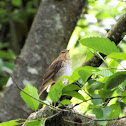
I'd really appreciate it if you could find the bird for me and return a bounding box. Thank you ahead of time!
[38,49,72,97]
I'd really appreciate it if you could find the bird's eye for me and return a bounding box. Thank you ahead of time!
[61,51,65,54]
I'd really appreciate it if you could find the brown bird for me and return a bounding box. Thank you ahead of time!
[39,49,72,97]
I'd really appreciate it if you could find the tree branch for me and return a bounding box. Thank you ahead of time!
[82,12,126,67]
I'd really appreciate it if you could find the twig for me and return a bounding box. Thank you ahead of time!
[11,75,69,112]
[64,118,92,125]
[94,116,126,121]
[71,95,126,109]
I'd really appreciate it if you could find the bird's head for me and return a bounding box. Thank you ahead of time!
[59,49,70,60]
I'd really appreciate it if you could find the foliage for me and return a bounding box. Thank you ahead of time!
[0,43,15,90]
[1,0,126,126]
[0,0,40,90]
[20,84,40,111]
[2,36,126,126]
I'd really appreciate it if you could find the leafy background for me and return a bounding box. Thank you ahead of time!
[1,0,126,125]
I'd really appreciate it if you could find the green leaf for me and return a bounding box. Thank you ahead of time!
[108,59,119,73]
[86,80,103,94]
[78,69,92,83]
[99,89,114,98]
[58,99,71,107]
[11,0,22,7]
[4,61,15,70]
[108,52,126,60]
[96,70,113,77]
[0,50,15,60]
[25,119,46,126]
[20,84,39,111]
[85,48,94,62]
[62,84,81,93]
[105,71,126,89]
[93,108,103,119]
[80,37,119,55]
[0,119,23,126]
[121,91,126,104]
[0,42,9,49]
[93,107,113,125]
[109,103,121,118]
[48,81,65,102]
[67,66,98,84]
[78,66,98,84]
[63,91,85,101]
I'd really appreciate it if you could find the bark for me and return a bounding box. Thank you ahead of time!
[23,106,126,126]
[0,0,86,122]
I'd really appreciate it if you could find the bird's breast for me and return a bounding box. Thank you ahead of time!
[53,60,72,85]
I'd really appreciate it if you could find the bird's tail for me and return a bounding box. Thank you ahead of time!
[38,84,47,97]
[38,79,55,97]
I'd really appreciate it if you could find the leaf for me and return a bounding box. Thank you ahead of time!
[78,66,98,84]
[99,89,114,98]
[20,84,39,111]
[58,99,71,107]
[11,0,22,7]
[63,91,85,101]
[108,59,119,73]
[109,103,121,118]
[48,81,65,102]
[0,42,9,49]
[105,71,126,89]
[93,107,113,125]
[78,69,92,83]
[85,48,94,62]
[86,80,103,94]
[62,84,81,93]
[0,50,15,60]
[96,70,113,77]
[93,108,103,119]
[80,37,119,55]
[121,91,126,104]
[0,119,23,126]
[108,52,126,60]
[67,66,98,84]
[25,119,46,126]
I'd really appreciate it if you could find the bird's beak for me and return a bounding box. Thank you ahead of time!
[67,49,70,52]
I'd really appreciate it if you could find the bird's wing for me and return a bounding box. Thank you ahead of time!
[42,59,63,84]
[38,59,63,95]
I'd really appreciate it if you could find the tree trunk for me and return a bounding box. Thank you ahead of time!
[0,0,86,122]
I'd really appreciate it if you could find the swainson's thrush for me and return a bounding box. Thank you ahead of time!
[39,49,72,96]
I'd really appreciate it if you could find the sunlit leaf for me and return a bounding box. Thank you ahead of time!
[80,37,119,55]
[96,70,113,77]
[108,52,126,60]
[85,48,94,62]
[108,59,119,73]
[20,84,39,111]
[25,119,46,126]
[0,119,23,126]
